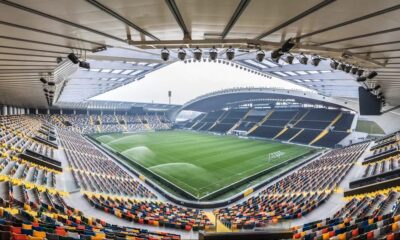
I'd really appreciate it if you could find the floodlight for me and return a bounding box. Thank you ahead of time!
[255,50,265,62]
[193,47,202,61]
[67,53,79,64]
[161,47,170,61]
[226,46,235,61]
[177,48,186,61]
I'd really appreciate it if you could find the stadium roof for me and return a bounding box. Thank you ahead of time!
[178,87,358,113]
[0,0,399,110]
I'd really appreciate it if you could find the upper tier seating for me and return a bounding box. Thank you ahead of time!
[43,113,172,134]
[186,108,354,147]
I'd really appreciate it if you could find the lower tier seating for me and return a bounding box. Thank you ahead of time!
[214,142,368,230]
[85,193,213,232]
[293,190,400,240]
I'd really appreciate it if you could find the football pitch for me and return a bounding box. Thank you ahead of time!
[94,131,312,198]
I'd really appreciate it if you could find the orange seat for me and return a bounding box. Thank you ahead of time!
[11,226,21,234]
[27,236,43,240]
[13,234,28,240]
[22,224,31,230]
[33,230,46,238]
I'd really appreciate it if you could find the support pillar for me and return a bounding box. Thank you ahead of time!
[2,105,7,116]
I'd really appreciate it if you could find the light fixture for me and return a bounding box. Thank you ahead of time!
[330,60,339,69]
[356,76,367,82]
[193,47,202,61]
[357,69,364,77]
[351,67,358,75]
[271,49,283,63]
[311,55,321,66]
[281,38,295,53]
[79,61,90,69]
[177,48,186,61]
[40,77,47,84]
[161,47,170,61]
[299,53,308,65]
[56,57,63,64]
[357,71,377,82]
[338,63,346,71]
[367,71,378,79]
[67,53,79,64]
[374,85,381,91]
[209,47,218,61]
[226,46,235,61]
[286,55,294,64]
[344,65,352,73]
[255,49,265,62]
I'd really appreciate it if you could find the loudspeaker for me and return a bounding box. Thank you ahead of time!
[359,87,381,115]
[67,53,79,64]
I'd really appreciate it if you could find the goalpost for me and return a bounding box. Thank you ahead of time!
[267,151,285,161]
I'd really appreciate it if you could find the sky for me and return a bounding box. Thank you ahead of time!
[91,60,309,105]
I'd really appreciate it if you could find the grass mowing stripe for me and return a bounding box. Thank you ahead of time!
[96,131,312,198]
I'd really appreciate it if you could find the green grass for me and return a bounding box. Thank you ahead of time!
[356,120,385,135]
[95,131,312,198]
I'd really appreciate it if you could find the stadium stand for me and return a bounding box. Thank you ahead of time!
[214,142,369,230]
[186,108,354,148]
[0,115,182,239]
[59,130,157,199]
[43,113,172,134]
[1,1,400,239]
[84,193,213,232]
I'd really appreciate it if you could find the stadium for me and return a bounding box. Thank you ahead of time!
[1,1,400,239]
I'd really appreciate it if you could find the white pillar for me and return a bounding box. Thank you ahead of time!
[35,109,38,114]
[60,109,63,114]
[47,109,50,115]
[2,105,7,116]
[73,109,76,114]
[27,108,30,114]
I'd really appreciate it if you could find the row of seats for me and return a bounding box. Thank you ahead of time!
[42,114,172,134]
[214,142,368,230]
[0,116,55,160]
[293,190,400,240]
[0,115,183,239]
[363,156,400,178]
[59,129,156,199]
[185,108,354,148]
[85,193,212,232]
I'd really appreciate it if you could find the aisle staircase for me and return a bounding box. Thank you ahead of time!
[246,110,274,135]
[207,111,229,131]
[273,127,288,139]
[204,212,232,233]
[309,112,343,145]
[141,115,151,130]
[227,109,252,134]
[190,113,207,130]
[115,115,127,131]
[292,109,310,127]
[288,128,304,142]
[96,115,102,132]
